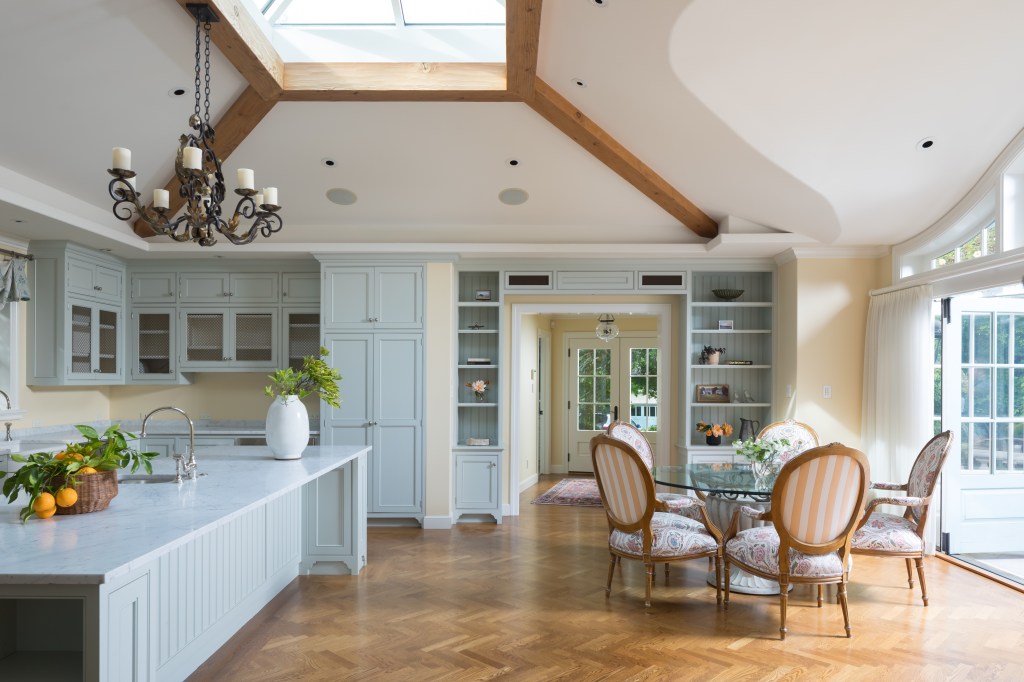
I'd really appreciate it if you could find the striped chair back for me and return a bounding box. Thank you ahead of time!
[757,419,820,464]
[772,443,869,550]
[906,431,953,524]
[591,434,654,529]
[606,420,654,470]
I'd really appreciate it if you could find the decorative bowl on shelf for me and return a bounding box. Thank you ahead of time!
[711,288,744,301]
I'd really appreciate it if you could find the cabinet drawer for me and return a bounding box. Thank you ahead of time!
[179,273,229,302]
[282,272,320,303]
[555,270,634,290]
[67,257,124,303]
[231,273,279,304]
[131,272,177,302]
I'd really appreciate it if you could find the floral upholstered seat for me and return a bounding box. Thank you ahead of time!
[851,431,953,605]
[591,434,723,608]
[606,420,703,522]
[722,444,870,640]
[756,419,819,464]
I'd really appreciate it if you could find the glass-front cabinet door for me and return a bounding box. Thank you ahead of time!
[130,308,176,382]
[67,302,121,382]
[180,308,277,370]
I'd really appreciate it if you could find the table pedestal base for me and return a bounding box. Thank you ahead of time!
[706,567,792,595]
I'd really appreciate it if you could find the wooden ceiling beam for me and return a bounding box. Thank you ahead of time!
[526,78,718,239]
[132,86,276,238]
[280,62,514,102]
[174,0,284,101]
[505,0,542,100]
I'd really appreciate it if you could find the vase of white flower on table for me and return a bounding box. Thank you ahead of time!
[734,436,791,488]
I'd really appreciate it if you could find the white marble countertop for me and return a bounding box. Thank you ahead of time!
[0,445,368,585]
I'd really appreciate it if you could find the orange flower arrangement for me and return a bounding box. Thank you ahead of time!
[695,421,733,438]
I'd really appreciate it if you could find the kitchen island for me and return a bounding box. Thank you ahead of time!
[0,445,369,682]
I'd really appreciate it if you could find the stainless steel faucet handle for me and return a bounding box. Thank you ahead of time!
[172,454,184,483]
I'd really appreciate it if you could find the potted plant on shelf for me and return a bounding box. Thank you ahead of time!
[695,421,732,446]
[1,424,158,522]
[699,345,726,365]
[265,346,342,460]
[734,436,791,487]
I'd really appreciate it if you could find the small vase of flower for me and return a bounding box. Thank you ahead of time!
[466,379,490,402]
[696,421,732,446]
[734,436,791,488]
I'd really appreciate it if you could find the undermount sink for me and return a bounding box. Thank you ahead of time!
[118,474,179,484]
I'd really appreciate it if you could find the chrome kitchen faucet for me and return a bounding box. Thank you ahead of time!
[140,406,197,482]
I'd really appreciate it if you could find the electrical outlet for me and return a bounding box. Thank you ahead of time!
[823,385,832,399]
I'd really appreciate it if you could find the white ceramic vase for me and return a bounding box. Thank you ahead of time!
[266,395,309,460]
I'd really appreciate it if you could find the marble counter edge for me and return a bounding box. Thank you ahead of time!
[0,445,369,586]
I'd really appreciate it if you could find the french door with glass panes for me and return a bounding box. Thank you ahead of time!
[566,334,659,473]
[941,294,1024,552]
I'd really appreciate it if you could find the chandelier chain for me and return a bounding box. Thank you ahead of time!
[193,17,202,118]
[203,22,212,124]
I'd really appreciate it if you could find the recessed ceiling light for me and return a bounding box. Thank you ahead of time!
[571,78,587,88]
[498,188,529,206]
[12,219,24,223]
[917,137,935,150]
[506,158,520,167]
[167,87,187,97]
[327,188,358,205]
[321,158,337,167]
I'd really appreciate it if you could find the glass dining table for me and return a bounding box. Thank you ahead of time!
[652,462,788,595]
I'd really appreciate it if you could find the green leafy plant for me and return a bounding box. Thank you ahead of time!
[265,346,342,408]
[699,345,726,364]
[733,437,791,464]
[1,424,158,522]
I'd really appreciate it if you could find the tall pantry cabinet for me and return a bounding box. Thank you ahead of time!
[318,261,424,522]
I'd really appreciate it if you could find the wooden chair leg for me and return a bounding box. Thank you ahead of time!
[838,581,852,638]
[645,563,654,607]
[714,553,723,604]
[915,557,929,606]
[723,556,732,608]
[665,563,670,581]
[605,553,616,595]
[905,558,916,589]
[817,584,824,607]
[778,577,789,640]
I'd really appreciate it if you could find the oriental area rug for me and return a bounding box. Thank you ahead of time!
[531,478,603,508]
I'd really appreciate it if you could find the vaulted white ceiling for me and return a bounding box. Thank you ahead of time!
[1,0,1022,260]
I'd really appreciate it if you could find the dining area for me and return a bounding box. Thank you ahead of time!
[595,419,955,640]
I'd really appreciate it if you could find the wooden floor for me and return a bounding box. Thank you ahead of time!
[191,476,1024,681]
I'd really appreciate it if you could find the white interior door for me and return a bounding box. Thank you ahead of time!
[942,294,1024,553]
[565,334,659,473]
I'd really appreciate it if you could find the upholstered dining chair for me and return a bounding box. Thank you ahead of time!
[723,443,870,640]
[590,434,723,608]
[606,420,703,522]
[757,419,820,464]
[850,430,953,606]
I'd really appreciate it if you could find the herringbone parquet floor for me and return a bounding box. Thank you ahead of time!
[190,476,1024,681]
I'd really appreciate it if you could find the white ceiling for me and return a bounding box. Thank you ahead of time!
[1,0,1022,260]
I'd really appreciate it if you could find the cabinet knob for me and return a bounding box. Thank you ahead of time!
[93,285,102,291]
[93,369,101,373]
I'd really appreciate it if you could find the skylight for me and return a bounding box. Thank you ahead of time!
[253,0,506,63]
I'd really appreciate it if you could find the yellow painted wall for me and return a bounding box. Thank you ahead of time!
[791,258,889,448]
[108,374,277,424]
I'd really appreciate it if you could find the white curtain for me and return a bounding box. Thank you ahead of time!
[861,285,934,486]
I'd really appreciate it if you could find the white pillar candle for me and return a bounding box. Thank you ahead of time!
[254,192,264,207]
[125,176,136,190]
[112,147,131,171]
[182,146,202,170]
[263,187,278,206]
[237,168,254,190]
[153,189,169,209]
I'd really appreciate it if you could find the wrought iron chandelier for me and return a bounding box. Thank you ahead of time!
[107,4,282,246]
[596,314,620,342]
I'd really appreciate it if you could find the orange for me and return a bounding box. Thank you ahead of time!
[53,452,67,460]
[70,453,84,461]
[78,466,98,474]
[55,487,78,508]
[35,506,57,519]
[32,492,56,513]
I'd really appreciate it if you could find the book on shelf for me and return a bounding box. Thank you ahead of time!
[466,437,490,446]
[726,360,753,365]
[466,358,492,365]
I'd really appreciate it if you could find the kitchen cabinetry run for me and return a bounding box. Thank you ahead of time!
[321,333,423,518]
[178,272,279,304]
[453,270,502,523]
[179,307,277,370]
[687,270,774,464]
[322,266,423,330]
[28,241,125,385]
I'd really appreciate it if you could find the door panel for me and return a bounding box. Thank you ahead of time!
[323,335,372,428]
[943,295,1024,552]
[374,425,421,512]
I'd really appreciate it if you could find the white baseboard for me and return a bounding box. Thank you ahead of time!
[422,515,453,530]
[519,473,539,492]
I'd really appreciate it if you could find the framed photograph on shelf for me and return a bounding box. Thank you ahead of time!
[695,383,730,403]
[475,289,492,301]
[718,320,734,330]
